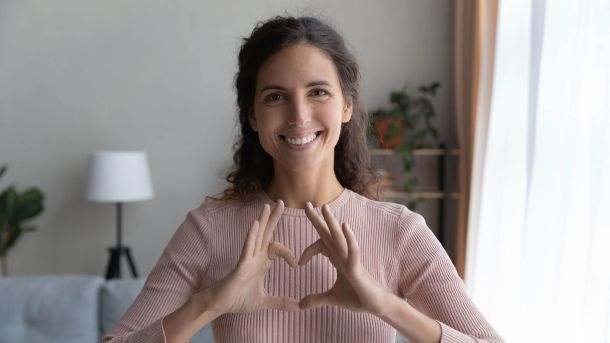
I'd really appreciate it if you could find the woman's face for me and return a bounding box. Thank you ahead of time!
[249,43,352,173]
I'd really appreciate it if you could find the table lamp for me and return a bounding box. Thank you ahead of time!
[85,150,153,279]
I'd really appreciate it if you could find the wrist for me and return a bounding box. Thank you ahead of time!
[377,291,400,320]
[163,289,222,343]
[377,293,442,343]
[192,287,224,321]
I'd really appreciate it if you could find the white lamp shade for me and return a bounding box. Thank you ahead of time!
[85,150,154,203]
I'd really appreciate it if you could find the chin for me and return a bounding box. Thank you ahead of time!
[276,157,325,173]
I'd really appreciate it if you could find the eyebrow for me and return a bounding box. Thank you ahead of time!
[260,80,331,92]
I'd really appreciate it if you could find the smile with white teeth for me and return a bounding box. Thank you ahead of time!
[282,132,320,145]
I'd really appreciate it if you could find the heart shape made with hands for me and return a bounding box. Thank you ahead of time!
[252,199,389,316]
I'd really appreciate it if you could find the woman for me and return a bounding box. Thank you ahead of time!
[102,16,504,343]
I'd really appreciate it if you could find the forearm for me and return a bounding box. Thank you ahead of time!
[377,293,441,343]
[163,290,222,343]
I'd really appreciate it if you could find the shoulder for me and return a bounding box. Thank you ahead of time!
[184,193,258,227]
[346,190,427,231]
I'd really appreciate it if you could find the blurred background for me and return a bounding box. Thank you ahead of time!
[1,1,608,342]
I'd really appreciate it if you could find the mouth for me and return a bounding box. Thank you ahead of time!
[279,131,323,146]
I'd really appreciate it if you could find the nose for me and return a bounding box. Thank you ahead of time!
[287,95,311,126]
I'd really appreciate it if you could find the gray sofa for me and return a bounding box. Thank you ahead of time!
[0,275,410,343]
[0,275,214,343]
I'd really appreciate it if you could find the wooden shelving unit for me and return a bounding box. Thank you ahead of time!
[370,148,461,157]
[380,190,459,200]
[369,145,461,262]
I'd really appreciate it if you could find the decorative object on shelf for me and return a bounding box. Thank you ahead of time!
[85,151,153,280]
[369,82,442,209]
[0,164,45,277]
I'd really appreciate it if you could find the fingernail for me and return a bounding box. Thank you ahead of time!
[306,201,312,209]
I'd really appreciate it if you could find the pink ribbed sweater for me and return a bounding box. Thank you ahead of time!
[101,188,503,343]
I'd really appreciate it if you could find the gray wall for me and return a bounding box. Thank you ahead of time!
[0,0,454,276]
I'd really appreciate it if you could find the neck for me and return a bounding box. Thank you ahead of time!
[264,168,344,209]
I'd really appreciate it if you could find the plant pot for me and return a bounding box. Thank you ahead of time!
[374,117,406,149]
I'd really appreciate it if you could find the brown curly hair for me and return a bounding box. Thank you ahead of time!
[211,16,380,203]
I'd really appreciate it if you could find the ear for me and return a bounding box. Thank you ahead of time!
[248,109,258,132]
[341,99,353,123]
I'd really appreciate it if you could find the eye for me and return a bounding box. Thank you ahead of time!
[264,93,284,102]
[311,89,329,97]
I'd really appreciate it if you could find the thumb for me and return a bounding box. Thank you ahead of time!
[299,291,334,310]
[268,241,298,268]
[298,239,330,266]
[265,295,300,312]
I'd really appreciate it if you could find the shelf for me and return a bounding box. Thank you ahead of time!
[368,144,459,265]
[370,148,461,156]
[380,190,459,200]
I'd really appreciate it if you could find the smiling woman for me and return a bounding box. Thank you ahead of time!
[101,16,504,343]
[249,43,353,187]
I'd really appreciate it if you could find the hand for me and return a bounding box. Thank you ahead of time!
[201,200,300,315]
[298,202,391,316]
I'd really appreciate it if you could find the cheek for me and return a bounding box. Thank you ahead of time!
[253,115,282,152]
[320,105,345,132]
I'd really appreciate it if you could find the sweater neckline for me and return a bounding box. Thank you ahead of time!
[257,187,351,217]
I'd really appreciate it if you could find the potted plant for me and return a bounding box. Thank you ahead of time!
[369,82,441,209]
[0,164,45,277]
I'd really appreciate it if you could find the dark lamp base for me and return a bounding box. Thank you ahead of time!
[105,246,139,279]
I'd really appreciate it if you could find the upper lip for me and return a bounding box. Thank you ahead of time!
[280,130,322,139]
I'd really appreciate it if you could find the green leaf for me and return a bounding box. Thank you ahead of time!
[6,225,22,251]
[14,188,44,222]
[385,122,401,139]
[407,200,418,211]
[404,183,414,193]
[2,188,17,223]
[370,81,442,163]
[408,176,418,187]
[390,92,401,104]
[430,82,441,95]
[403,176,418,193]
[0,188,9,215]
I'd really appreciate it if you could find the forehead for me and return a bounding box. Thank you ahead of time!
[256,43,341,88]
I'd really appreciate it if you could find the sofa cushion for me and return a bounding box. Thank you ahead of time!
[0,274,103,343]
[100,278,215,343]
[100,278,145,334]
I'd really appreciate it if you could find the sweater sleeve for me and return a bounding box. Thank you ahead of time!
[100,202,212,343]
[395,206,504,343]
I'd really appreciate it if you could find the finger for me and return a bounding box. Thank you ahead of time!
[298,239,330,266]
[342,222,361,267]
[254,204,270,252]
[265,295,300,312]
[261,200,284,248]
[304,202,333,246]
[268,241,298,268]
[299,291,335,310]
[321,205,348,259]
[241,220,260,260]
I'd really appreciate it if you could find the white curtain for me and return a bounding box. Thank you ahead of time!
[465,1,610,342]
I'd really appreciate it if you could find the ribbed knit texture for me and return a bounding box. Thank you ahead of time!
[101,188,503,343]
